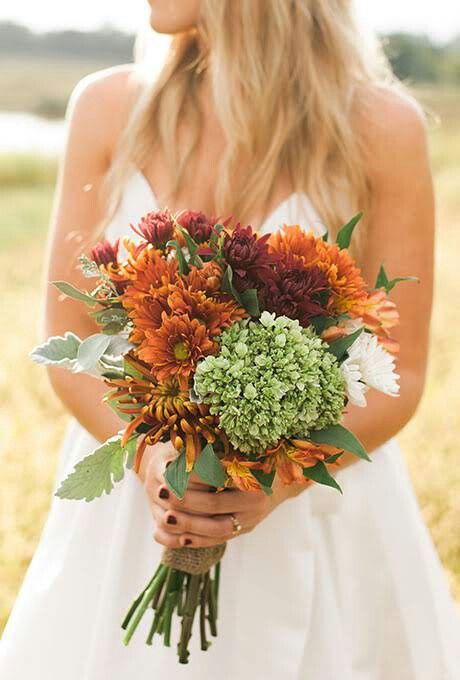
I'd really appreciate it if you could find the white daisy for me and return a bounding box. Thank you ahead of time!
[342,332,400,402]
[340,359,368,407]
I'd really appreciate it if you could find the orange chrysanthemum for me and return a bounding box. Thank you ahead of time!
[262,439,342,486]
[138,312,216,388]
[269,225,367,314]
[268,224,319,264]
[222,456,263,492]
[106,358,225,471]
[184,261,224,296]
[167,282,247,337]
[121,240,178,304]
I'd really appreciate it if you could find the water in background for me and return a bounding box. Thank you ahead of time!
[0,112,65,155]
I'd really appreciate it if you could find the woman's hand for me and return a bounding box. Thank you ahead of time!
[138,443,299,549]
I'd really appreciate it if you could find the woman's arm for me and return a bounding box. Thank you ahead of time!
[339,87,434,467]
[43,65,137,442]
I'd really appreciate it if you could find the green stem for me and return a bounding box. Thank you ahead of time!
[200,573,211,651]
[121,566,160,630]
[123,565,168,646]
[213,561,221,619]
[178,574,202,664]
[207,576,218,637]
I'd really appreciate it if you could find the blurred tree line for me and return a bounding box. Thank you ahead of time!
[0,21,459,87]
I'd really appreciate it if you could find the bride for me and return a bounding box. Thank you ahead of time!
[1,1,460,678]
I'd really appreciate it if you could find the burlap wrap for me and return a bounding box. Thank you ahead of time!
[161,542,227,575]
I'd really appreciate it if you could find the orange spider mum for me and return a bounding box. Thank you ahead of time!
[106,359,225,471]
[138,312,216,389]
[222,455,263,492]
[167,282,247,337]
[263,439,342,486]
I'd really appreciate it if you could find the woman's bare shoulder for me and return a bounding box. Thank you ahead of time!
[65,64,144,162]
[354,85,429,180]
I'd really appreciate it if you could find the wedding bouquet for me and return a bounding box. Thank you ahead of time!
[31,207,413,663]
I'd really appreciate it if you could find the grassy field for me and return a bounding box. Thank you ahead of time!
[0,87,459,634]
[0,56,118,117]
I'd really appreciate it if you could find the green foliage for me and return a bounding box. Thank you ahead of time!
[303,461,343,494]
[327,328,363,362]
[308,424,371,462]
[55,435,136,502]
[336,213,363,250]
[193,444,227,488]
[164,451,190,500]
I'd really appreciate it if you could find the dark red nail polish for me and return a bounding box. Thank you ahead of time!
[159,487,170,500]
[184,538,192,546]
[166,515,177,525]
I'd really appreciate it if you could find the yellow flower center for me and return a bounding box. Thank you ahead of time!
[173,341,190,361]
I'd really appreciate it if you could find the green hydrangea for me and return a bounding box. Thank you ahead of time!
[194,311,346,453]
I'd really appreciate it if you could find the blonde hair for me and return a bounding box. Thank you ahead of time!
[106,0,395,237]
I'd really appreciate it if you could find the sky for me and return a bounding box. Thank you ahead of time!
[1,1,459,43]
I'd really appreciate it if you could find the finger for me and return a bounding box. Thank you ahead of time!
[155,506,235,539]
[155,485,251,515]
[153,526,182,549]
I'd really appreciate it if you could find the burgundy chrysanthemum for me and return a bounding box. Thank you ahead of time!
[223,224,279,292]
[261,258,330,326]
[132,210,174,248]
[177,210,216,244]
[90,239,120,267]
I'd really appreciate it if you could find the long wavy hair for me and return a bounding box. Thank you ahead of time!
[105,0,396,238]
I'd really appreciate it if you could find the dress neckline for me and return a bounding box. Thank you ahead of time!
[133,170,314,234]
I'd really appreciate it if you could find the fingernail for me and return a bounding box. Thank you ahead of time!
[159,487,170,500]
[166,515,177,525]
[184,538,192,546]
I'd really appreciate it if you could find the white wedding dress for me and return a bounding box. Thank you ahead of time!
[1,172,460,680]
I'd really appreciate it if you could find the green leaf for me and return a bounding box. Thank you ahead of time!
[210,223,224,247]
[375,265,419,294]
[239,288,260,317]
[166,239,190,275]
[55,435,133,502]
[251,468,275,496]
[309,315,342,335]
[125,437,138,470]
[53,281,98,307]
[327,327,363,362]
[91,307,128,327]
[164,450,190,500]
[322,230,329,242]
[325,452,344,464]
[303,461,342,493]
[30,331,81,370]
[308,424,371,461]
[75,333,112,373]
[336,212,363,250]
[221,265,259,317]
[193,443,228,488]
[176,226,199,259]
[78,254,100,278]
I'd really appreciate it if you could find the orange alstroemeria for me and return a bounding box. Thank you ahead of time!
[222,456,263,492]
[351,289,400,353]
[263,439,343,486]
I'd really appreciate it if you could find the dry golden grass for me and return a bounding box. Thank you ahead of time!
[0,87,459,633]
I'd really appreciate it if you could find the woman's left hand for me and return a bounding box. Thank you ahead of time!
[151,473,299,549]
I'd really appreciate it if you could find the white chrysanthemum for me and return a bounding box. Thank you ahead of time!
[341,332,400,406]
[340,360,368,407]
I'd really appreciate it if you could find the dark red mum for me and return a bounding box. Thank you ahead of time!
[90,239,120,267]
[132,210,174,249]
[177,210,216,244]
[261,258,330,326]
[223,224,278,292]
